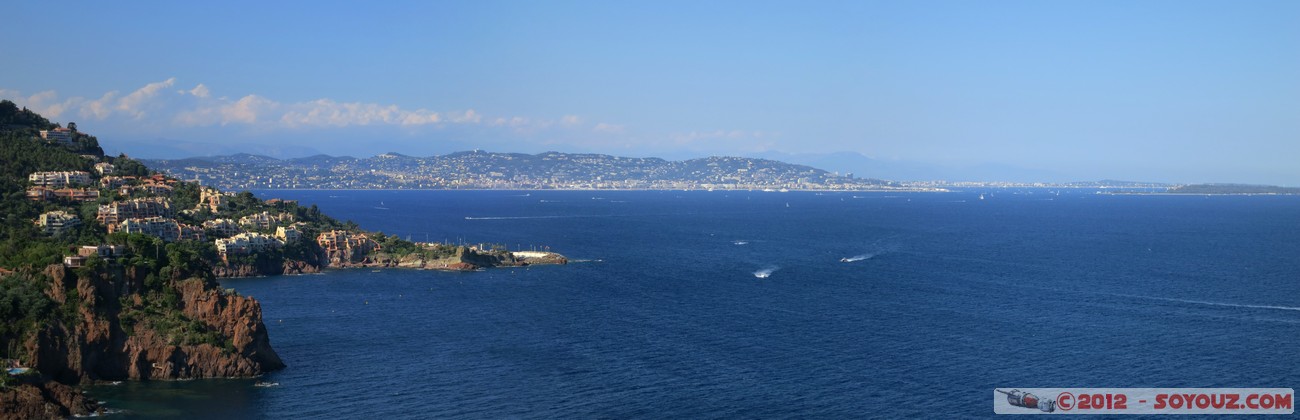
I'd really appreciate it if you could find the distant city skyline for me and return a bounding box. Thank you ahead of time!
[3,1,1298,185]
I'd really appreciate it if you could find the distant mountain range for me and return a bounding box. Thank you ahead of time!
[141,151,909,191]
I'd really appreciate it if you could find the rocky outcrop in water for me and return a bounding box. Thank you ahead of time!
[327,247,566,271]
[25,265,282,385]
[211,259,320,278]
[0,380,100,419]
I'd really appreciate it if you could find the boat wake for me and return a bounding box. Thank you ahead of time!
[753,267,779,278]
[75,408,126,417]
[840,253,875,263]
[733,240,749,245]
[254,381,280,387]
[841,238,901,263]
[1110,293,1300,313]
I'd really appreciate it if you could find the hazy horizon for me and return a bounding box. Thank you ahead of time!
[4,1,1298,185]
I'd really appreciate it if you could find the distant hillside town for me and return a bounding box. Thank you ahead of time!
[142,151,919,191]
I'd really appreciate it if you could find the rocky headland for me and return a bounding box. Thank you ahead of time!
[0,101,565,417]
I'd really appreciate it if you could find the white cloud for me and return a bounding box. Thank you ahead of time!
[115,77,175,118]
[187,84,211,98]
[81,91,120,120]
[225,95,276,125]
[448,109,481,124]
[593,122,624,134]
[1,90,76,119]
[1,79,494,130]
[2,80,625,149]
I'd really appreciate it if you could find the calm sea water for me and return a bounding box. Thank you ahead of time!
[91,190,1300,418]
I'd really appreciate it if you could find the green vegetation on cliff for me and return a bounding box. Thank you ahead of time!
[0,102,284,390]
[0,102,536,390]
[0,101,559,405]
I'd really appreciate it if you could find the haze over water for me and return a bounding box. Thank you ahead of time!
[92,190,1300,418]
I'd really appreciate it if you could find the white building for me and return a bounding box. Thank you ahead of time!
[275,225,301,243]
[99,197,172,227]
[29,171,92,188]
[215,232,284,257]
[94,162,116,175]
[39,127,74,145]
[77,245,127,259]
[100,176,130,189]
[36,210,81,235]
[203,218,243,237]
[119,217,182,242]
[239,211,295,230]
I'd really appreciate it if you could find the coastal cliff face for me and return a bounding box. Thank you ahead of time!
[211,259,320,278]
[24,265,282,386]
[0,380,99,419]
[326,247,565,271]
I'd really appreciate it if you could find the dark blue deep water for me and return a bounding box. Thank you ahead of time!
[92,190,1300,418]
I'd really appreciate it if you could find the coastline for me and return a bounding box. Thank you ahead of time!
[247,187,949,192]
[211,250,567,279]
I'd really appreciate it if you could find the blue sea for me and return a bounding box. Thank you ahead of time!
[91,190,1300,418]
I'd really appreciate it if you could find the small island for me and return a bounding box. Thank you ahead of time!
[0,100,562,417]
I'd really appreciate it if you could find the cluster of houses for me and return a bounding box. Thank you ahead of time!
[26,170,99,202]
[26,169,178,203]
[25,137,386,270]
[211,223,304,260]
[28,167,316,266]
[315,229,382,264]
[215,232,284,260]
[316,230,380,254]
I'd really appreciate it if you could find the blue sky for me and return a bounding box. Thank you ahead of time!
[3,1,1298,184]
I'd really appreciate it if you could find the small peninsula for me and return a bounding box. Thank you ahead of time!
[1165,183,1300,195]
[0,100,562,418]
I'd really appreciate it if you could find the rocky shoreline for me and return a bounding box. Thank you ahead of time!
[0,379,100,419]
[0,263,284,419]
[0,101,572,418]
[1,248,568,417]
[211,249,567,279]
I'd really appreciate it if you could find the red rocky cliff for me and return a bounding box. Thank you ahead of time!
[27,265,283,385]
